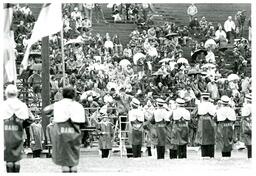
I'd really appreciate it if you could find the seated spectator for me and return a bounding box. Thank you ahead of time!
[215,24,228,49]
[189,17,200,30]
[71,7,82,21]
[104,37,114,54]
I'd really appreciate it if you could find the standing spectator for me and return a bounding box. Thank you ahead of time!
[224,16,236,43]
[2,84,33,172]
[83,3,94,22]
[30,116,45,158]
[43,87,85,173]
[216,95,236,158]
[128,98,145,158]
[94,3,108,23]
[187,3,198,22]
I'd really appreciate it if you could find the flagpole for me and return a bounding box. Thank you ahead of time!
[60,28,66,87]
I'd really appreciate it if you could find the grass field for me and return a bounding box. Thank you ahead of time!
[19,149,252,173]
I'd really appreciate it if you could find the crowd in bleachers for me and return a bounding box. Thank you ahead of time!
[11,3,252,148]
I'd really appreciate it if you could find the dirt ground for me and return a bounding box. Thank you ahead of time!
[19,149,252,173]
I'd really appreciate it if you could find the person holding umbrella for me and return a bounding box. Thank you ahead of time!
[43,87,85,173]
[2,84,34,172]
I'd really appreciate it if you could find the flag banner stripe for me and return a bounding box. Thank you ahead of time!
[20,3,63,72]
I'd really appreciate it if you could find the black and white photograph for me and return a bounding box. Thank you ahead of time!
[1,1,254,174]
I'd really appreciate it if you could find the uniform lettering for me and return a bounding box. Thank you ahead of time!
[60,127,75,134]
[223,123,233,127]
[4,125,19,131]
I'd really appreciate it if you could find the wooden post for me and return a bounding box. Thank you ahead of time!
[41,36,50,134]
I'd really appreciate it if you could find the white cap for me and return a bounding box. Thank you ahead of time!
[5,84,18,97]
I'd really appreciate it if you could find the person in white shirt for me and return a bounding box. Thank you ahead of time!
[215,24,228,49]
[216,95,236,158]
[187,3,198,22]
[224,16,236,43]
[104,37,114,54]
[2,84,33,172]
[128,98,145,158]
[44,87,85,173]
[71,7,82,21]
[83,3,94,22]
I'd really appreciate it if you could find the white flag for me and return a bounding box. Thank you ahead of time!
[3,3,17,84]
[20,3,63,73]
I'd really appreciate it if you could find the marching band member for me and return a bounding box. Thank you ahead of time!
[96,112,114,158]
[195,93,216,158]
[216,95,236,158]
[152,98,171,159]
[171,98,191,159]
[143,100,155,156]
[44,87,85,172]
[128,98,145,158]
[2,84,33,172]
[240,94,252,158]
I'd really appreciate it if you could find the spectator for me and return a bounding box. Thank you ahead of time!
[224,16,236,43]
[187,3,198,22]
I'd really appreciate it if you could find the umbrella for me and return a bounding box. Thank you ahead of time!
[188,69,201,76]
[133,53,146,65]
[201,63,216,69]
[152,70,169,76]
[227,74,240,82]
[159,58,174,63]
[119,59,131,69]
[166,32,179,38]
[204,39,217,49]
[177,57,189,65]
[106,82,118,91]
[64,38,83,46]
[80,90,98,101]
[216,78,228,83]
[147,47,158,57]
[29,51,41,58]
[31,63,42,71]
[191,49,207,60]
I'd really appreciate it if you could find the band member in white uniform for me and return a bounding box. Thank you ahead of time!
[152,98,171,159]
[44,87,85,172]
[216,95,236,158]
[171,98,191,159]
[2,84,32,173]
[128,98,145,158]
[195,93,216,158]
